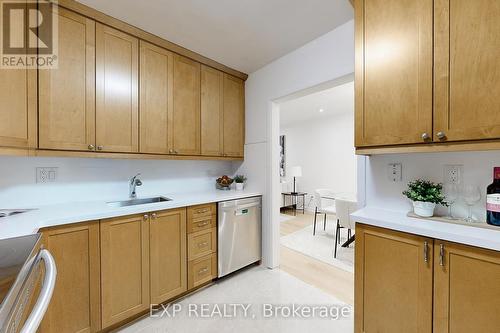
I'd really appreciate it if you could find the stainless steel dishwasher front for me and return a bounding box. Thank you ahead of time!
[218,196,262,277]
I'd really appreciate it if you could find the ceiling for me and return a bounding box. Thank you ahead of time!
[77,0,353,74]
[279,81,354,128]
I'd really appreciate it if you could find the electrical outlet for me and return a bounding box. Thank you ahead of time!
[443,165,463,184]
[36,167,58,183]
[388,163,402,182]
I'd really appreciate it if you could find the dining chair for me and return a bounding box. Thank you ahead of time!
[313,189,337,235]
[334,198,358,258]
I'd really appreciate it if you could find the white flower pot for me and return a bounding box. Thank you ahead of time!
[235,183,244,191]
[413,201,436,217]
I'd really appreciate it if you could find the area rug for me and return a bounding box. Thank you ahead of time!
[280,222,354,273]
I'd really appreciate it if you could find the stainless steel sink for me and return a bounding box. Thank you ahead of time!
[107,196,172,208]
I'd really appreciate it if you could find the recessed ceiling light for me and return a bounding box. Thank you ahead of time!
[319,108,324,113]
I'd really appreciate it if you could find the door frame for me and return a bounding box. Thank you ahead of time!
[266,73,367,268]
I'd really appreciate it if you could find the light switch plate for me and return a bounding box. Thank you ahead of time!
[388,163,402,182]
[36,167,58,183]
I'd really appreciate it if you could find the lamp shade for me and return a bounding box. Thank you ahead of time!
[288,166,302,177]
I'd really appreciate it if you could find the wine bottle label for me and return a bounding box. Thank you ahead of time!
[487,194,500,213]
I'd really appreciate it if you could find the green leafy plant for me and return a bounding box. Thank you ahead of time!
[234,175,247,184]
[403,179,446,205]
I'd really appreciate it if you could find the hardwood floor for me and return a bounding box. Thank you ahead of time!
[279,211,354,305]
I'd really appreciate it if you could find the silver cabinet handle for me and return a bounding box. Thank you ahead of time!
[196,208,209,214]
[421,133,430,141]
[424,241,429,263]
[88,144,95,150]
[439,244,445,267]
[198,241,208,248]
[197,221,210,227]
[143,214,149,221]
[198,267,208,275]
[151,213,157,219]
[436,132,446,140]
[21,249,57,333]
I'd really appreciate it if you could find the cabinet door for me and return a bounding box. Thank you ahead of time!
[39,8,95,151]
[223,74,245,157]
[100,214,149,328]
[172,55,201,155]
[139,41,173,154]
[0,0,36,149]
[150,208,187,304]
[96,24,139,153]
[354,0,433,147]
[434,0,500,142]
[434,241,500,333]
[41,222,101,333]
[201,65,224,157]
[355,224,433,333]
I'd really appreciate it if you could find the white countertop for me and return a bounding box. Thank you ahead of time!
[351,207,500,252]
[0,190,262,240]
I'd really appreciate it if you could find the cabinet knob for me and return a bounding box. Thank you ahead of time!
[151,213,157,219]
[169,149,174,154]
[143,214,149,221]
[88,144,95,151]
[174,150,179,154]
[436,132,446,140]
[421,133,430,141]
[97,146,103,151]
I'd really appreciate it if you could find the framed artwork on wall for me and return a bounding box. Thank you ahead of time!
[280,135,286,177]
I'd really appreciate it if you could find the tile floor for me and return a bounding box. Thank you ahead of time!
[119,267,354,333]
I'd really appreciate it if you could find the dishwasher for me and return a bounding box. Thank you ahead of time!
[218,196,262,277]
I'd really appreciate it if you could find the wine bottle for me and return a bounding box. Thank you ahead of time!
[486,167,500,226]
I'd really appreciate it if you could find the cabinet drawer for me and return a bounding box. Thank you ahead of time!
[188,228,216,260]
[188,203,216,220]
[188,215,215,233]
[188,253,217,290]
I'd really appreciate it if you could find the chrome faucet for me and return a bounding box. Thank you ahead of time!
[129,173,143,199]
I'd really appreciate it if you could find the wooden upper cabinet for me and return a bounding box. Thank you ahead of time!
[39,9,95,151]
[434,241,500,333]
[355,0,433,147]
[0,0,36,149]
[40,222,101,333]
[223,74,245,157]
[434,0,500,142]
[150,209,187,304]
[139,41,173,154]
[355,224,433,333]
[96,24,139,153]
[201,65,224,156]
[100,214,150,328]
[172,55,201,155]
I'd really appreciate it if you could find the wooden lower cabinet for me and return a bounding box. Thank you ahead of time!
[433,241,500,333]
[356,224,500,333]
[188,254,217,290]
[40,222,101,333]
[355,224,433,333]
[100,214,150,329]
[150,208,187,304]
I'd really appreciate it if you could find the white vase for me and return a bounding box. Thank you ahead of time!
[235,183,244,191]
[413,201,436,217]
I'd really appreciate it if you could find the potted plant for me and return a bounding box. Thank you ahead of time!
[403,179,446,217]
[234,175,247,191]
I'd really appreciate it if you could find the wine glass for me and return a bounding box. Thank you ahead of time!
[462,185,481,223]
[443,183,459,219]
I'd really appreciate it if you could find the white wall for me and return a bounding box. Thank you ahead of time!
[280,111,357,210]
[365,152,500,222]
[0,156,234,207]
[235,20,355,268]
